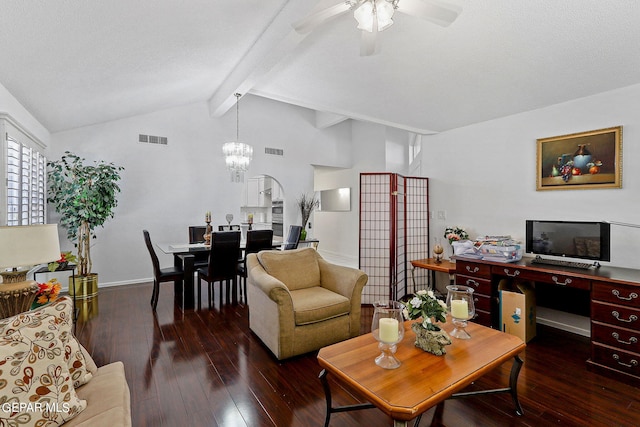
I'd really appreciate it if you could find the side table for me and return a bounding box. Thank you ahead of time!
[33,264,78,321]
[410,258,456,293]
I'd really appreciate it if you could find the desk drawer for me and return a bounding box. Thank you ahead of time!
[592,281,640,308]
[456,275,492,296]
[492,266,590,290]
[592,301,640,330]
[456,260,491,279]
[591,343,640,377]
[472,309,492,328]
[592,321,640,353]
[473,293,491,312]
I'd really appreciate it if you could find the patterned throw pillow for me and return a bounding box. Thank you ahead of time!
[0,296,87,426]
[0,297,93,388]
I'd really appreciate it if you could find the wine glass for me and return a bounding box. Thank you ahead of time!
[371,300,405,369]
[445,285,476,339]
[225,214,233,226]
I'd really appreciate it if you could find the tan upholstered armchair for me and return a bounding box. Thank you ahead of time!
[247,247,368,360]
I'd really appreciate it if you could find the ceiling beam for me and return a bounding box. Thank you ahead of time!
[207,0,314,118]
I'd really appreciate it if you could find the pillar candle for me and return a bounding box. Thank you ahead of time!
[378,318,399,343]
[451,299,469,319]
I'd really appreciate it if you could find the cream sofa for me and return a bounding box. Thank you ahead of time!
[247,247,368,360]
[0,296,131,426]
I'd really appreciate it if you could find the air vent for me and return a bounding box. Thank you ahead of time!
[265,147,283,156]
[139,134,168,145]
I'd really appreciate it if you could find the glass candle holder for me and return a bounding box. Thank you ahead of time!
[371,300,405,369]
[445,285,476,339]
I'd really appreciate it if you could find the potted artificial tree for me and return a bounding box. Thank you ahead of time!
[47,151,124,299]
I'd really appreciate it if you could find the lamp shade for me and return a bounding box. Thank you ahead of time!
[0,224,61,270]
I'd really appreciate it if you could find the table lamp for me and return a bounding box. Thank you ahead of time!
[0,224,61,317]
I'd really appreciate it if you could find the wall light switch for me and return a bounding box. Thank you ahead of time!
[437,210,447,220]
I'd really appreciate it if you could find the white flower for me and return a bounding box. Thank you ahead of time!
[410,297,422,308]
[427,290,435,299]
[438,299,447,309]
[422,318,432,329]
[402,308,409,319]
[416,290,427,296]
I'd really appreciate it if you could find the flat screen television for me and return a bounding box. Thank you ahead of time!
[525,220,611,262]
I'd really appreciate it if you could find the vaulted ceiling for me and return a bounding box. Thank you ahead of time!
[1,0,639,134]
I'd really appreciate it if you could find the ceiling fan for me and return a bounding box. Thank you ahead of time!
[294,0,462,56]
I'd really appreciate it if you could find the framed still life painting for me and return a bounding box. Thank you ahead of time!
[536,126,622,191]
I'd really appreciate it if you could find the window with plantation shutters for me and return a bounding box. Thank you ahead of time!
[2,116,47,226]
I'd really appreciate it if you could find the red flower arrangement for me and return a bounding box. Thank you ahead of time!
[33,278,62,308]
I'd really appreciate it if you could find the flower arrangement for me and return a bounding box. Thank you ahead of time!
[403,290,448,331]
[47,251,77,272]
[444,226,469,245]
[33,278,62,308]
[297,193,319,230]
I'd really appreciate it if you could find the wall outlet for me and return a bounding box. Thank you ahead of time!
[437,210,447,220]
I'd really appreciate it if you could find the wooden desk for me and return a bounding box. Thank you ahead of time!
[410,258,456,292]
[454,256,640,385]
[318,320,525,426]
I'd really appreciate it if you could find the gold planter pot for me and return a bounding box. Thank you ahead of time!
[69,274,99,320]
[69,274,99,299]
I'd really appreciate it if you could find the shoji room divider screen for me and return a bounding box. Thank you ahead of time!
[359,173,430,304]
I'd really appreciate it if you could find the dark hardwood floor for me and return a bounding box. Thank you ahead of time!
[73,282,640,427]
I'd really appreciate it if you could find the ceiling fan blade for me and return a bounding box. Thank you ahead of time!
[360,19,379,56]
[293,2,353,34]
[396,0,462,27]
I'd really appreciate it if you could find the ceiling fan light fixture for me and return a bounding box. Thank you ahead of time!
[354,0,395,33]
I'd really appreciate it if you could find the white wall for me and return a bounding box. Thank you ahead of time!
[50,95,352,285]
[313,120,412,267]
[0,83,50,146]
[424,83,640,269]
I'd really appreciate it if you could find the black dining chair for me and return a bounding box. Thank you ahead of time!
[143,230,184,310]
[218,225,241,231]
[237,229,274,303]
[196,231,241,308]
[188,225,209,268]
[283,225,303,250]
[188,226,207,243]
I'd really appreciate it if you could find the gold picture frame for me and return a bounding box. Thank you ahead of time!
[536,126,622,191]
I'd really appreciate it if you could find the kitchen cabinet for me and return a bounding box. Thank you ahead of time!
[244,177,271,207]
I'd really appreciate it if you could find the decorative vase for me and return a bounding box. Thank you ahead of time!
[300,228,307,241]
[411,323,452,356]
[433,238,444,263]
[573,144,592,171]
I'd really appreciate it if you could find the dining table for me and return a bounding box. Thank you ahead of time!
[156,238,283,309]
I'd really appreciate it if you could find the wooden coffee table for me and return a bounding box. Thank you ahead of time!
[318,320,526,427]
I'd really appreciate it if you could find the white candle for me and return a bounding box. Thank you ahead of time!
[378,318,399,343]
[451,299,469,319]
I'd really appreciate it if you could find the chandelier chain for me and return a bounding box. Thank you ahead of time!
[235,93,241,142]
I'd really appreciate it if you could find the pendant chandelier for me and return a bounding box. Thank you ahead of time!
[222,93,253,183]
